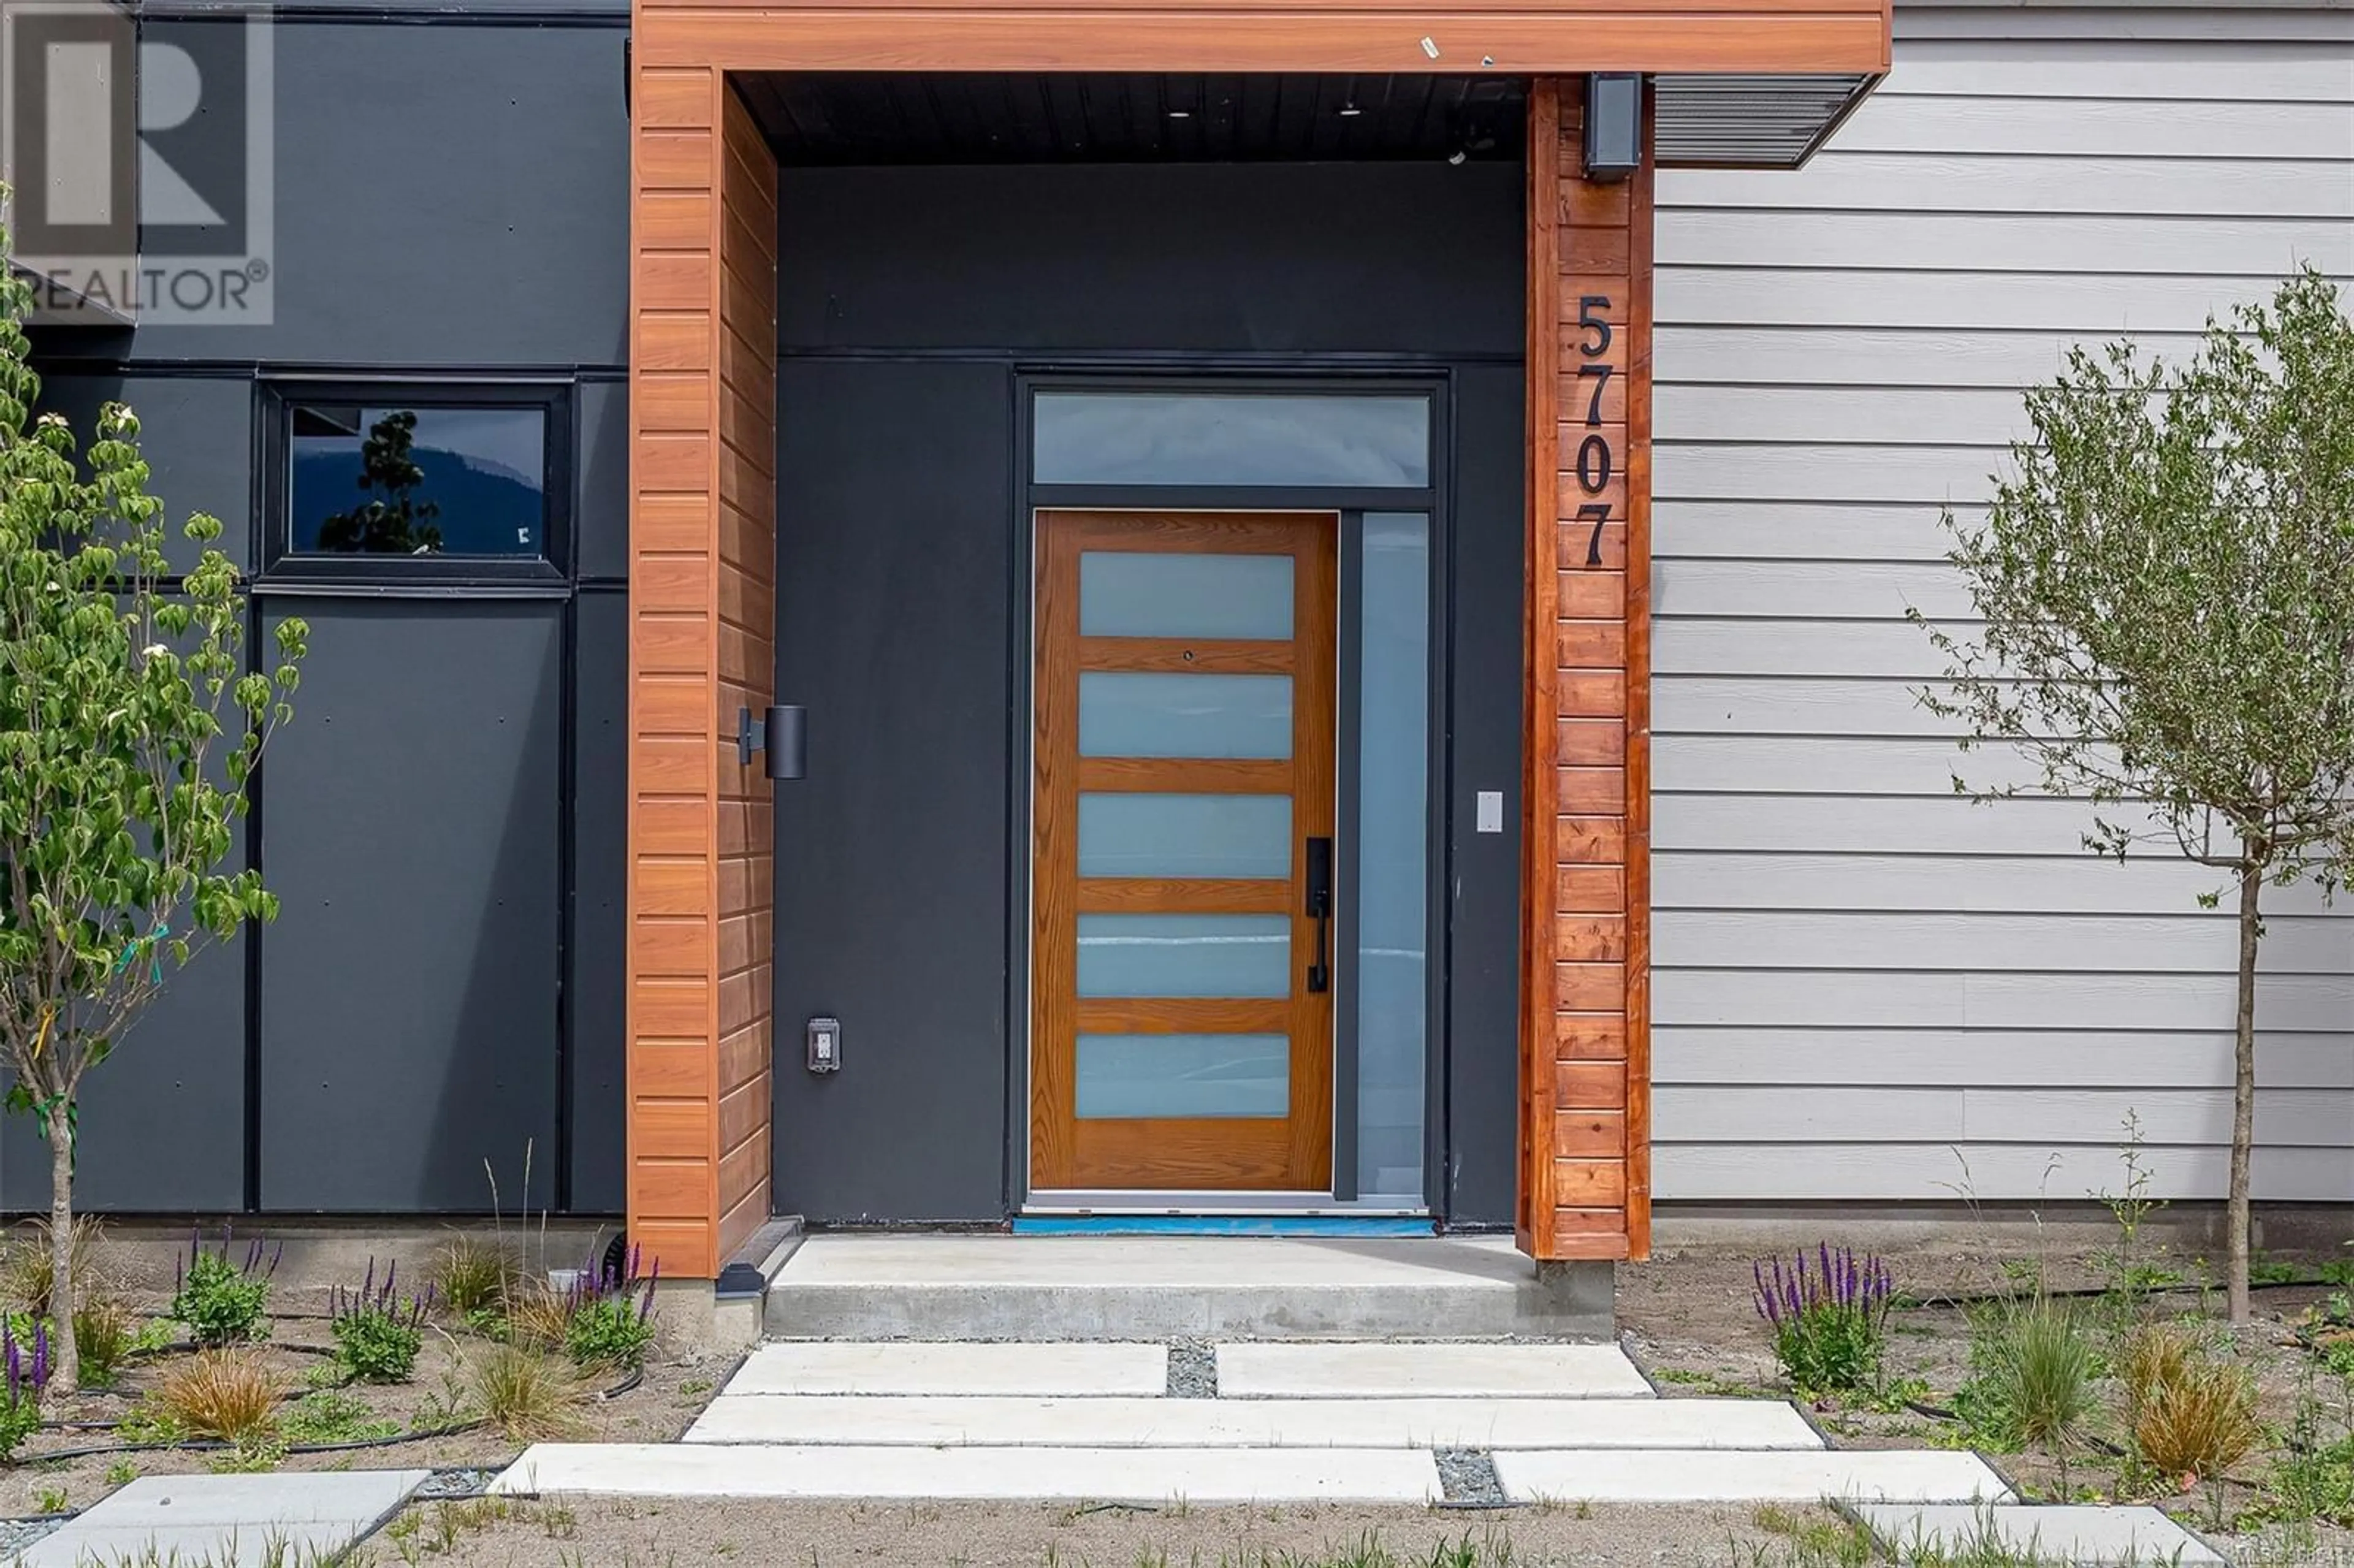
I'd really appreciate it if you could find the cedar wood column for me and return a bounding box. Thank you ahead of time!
[626,64,778,1279]
[1519,77,1655,1263]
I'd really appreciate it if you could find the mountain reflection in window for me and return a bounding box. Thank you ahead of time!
[289,405,547,557]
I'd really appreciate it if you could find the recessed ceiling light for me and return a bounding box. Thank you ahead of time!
[1168,109,1190,120]
[1339,104,1363,118]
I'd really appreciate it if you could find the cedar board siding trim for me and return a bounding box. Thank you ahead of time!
[1520,78,1653,1263]
[628,7,1883,1276]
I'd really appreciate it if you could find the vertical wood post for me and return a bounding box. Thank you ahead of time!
[1520,75,1655,1263]
[626,63,777,1279]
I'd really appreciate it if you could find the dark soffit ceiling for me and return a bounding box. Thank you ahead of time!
[741,72,1881,171]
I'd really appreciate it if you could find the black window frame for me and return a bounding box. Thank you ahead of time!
[259,380,574,593]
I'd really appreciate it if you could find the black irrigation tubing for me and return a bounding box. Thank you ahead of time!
[1902,1277,2350,1311]
[1900,1400,2127,1458]
[24,1420,490,1464]
[596,1368,643,1401]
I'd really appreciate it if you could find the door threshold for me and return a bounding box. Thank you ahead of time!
[1022,1190,1431,1220]
[1013,1214,1436,1236]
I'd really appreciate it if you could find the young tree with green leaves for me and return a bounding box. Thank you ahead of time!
[0,192,307,1389]
[1913,267,2354,1326]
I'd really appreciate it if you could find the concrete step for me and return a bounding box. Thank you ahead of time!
[1848,1504,2225,1566]
[725,1340,1167,1396]
[683,1393,1821,1450]
[493,1443,1441,1504]
[761,1233,1610,1339]
[1493,1448,2015,1505]
[1216,1341,1653,1399]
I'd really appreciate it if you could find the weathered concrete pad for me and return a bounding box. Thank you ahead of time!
[726,1340,1166,1396]
[493,1442,1441,1503]
[1216,1341,1652,1399]
[14,1471,429,1567]
[762,1234,1610,1339]
[684,1393,1821,1449]
[1493,1448,2013,1504]
[1848,1503,2225,1566]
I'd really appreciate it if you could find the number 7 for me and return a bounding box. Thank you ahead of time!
[1577,503,1610,567]
[1577,363,1614,427]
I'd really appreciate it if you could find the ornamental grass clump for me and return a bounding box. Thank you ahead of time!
[155,1349,281,1445]
[1752,1244,1894,1396]
[329,1258,434,1383]
[1,1318,51,1462]
[169,1227,281,1347]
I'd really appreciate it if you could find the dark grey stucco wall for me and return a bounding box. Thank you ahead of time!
[771,360,1016,1223]
[769,159,1525,1225]
[6,12,630,1217]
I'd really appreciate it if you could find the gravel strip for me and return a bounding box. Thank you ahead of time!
[0,1517,66,1558]
[413,1467,501,1499]
[1433,1448,1507,1506]
[1165,1340,1217,1398]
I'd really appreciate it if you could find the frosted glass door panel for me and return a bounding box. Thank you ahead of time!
[1076,1034,1290,1120]
[1077,914,1292,999]
[1078,672,1293,758]
[1080,551,1293,639]
[1076,793,1293,880]
[1356,512,1430,1197]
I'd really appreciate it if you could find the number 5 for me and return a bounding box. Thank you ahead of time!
[1577,295,1613,357]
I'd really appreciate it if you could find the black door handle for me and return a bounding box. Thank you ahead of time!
[1305,837,1332,994]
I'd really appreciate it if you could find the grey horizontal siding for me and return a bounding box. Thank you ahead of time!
[1651,14,2354,1201]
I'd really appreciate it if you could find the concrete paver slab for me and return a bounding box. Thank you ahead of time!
[727,1341,1167,1396]
[1216,1342,1652,1399]
[684,1393,1821,1449]
[13,1471,429,1567]
[493,1442,1442,1503]
[1493,1448,2013,1504]
[1849,1504,2225,1566]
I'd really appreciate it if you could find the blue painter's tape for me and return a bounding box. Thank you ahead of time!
[1011,1216,1434,1238]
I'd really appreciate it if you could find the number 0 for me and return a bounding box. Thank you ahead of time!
[1577,434,1612,494]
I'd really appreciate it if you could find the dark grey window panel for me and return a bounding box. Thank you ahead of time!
[771,359,1014,1223]
[0,915,248,1213]
[568,590,629,1214]
[257,599,562,1211]
[30,374,254,576]
[123,22,627,368]
[576,381,630,582]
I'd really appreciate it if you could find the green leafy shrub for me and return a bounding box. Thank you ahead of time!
[281,1389,399,1445]
[1751,1245,1892,1395]
[169,1228,279,1347]
[560,1244,658,1371]
[0,1317,51,1462]
[329,1258,432,1383]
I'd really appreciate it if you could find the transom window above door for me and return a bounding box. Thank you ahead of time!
[1033,390,1432,489]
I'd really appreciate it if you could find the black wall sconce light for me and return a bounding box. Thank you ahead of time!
[738,704,807,781]
[1582,73,1644,183]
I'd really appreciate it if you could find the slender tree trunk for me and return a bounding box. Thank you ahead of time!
[2227,857,2261,1328]
[45,1109,79,1391]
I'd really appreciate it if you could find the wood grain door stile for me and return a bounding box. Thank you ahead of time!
[1032,510,1338,1191]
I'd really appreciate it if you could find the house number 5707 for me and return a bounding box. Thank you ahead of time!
[1575,294,1614,568]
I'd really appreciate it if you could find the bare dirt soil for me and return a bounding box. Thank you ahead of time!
[370,1495,1831,1568]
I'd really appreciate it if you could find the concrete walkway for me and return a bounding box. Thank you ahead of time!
[494,1339,2013,1507]
[6,1472,429,1567]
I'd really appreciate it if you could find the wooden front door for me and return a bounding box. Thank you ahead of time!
[1031,510,1339,1192]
